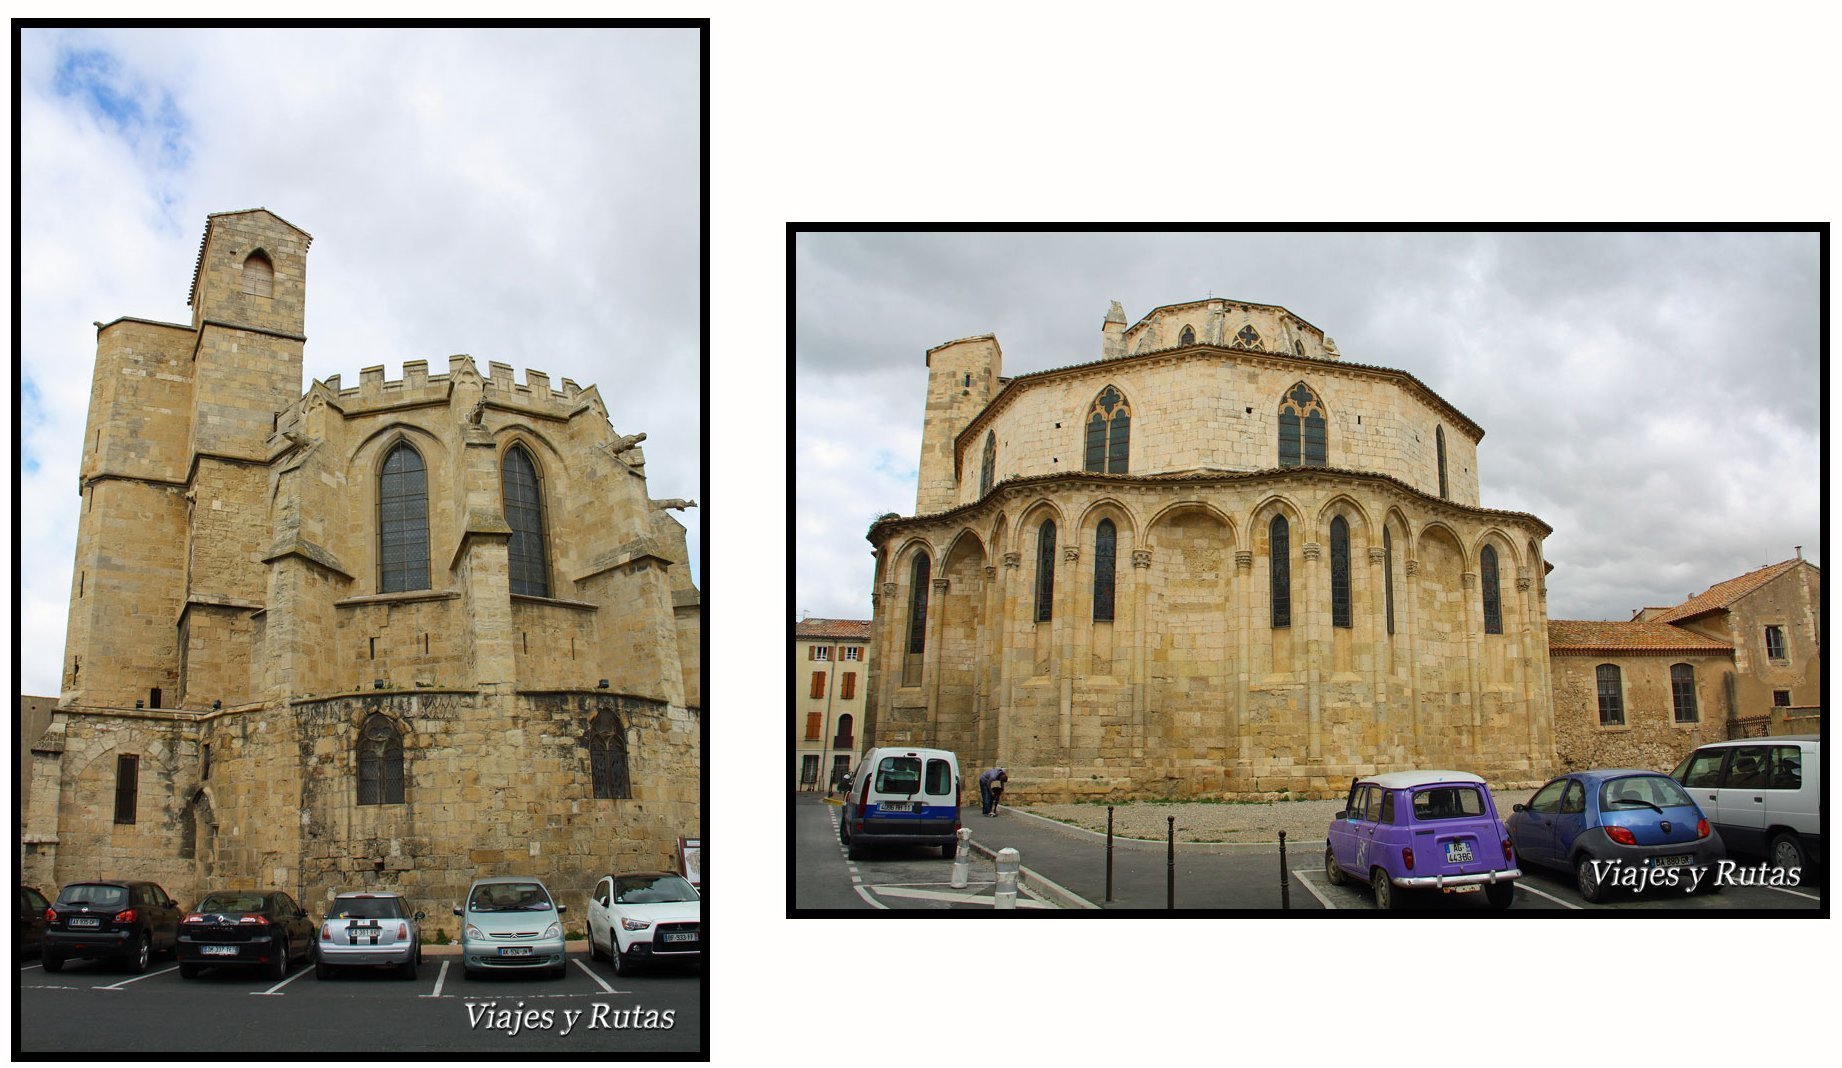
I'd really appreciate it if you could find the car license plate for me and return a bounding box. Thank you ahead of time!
[1442,884,1481,894]
[69,917,100,928]
[880,802,914,812]
[662,932,697,943]
[1651,855,1693,868]
[203,945,238,956]
[350,923,380,944]
[498,947,532,957]
[1445,842,1474,864]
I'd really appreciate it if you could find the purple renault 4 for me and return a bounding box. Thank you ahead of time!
[1325,770,1520,910]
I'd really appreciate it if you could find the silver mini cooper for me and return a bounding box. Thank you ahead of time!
[316,891,424,979]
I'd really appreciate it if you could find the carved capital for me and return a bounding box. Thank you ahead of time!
[930,577,949,592]
[1234,550,1253,571]
[983,566,997,582]
[881,581,899,600]
[1302,541,1322,562]
[1368,547,1385,564]
[1063,545,1080,564]
[1516,577,1532,592]
[1405,559,1420,577]
[1461,571,1477,590]
[1002,552,1021,570]
[1132,549,1153,569]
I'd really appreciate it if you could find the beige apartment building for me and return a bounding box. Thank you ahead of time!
[794,618,870,792]
[22,209,701,923]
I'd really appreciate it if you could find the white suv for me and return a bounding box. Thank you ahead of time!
[586,872,700,976]
[1671,736,1821,871]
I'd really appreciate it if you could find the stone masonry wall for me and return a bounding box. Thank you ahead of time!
[1551,652,1732,773]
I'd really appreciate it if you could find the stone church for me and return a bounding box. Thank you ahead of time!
[22,209,701,921]
[865,297,1556,800]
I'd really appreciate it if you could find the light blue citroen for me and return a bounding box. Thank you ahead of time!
[453,876,568,979]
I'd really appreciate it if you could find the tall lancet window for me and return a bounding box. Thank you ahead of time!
[1083,387,1131,473]
[1035,520,1057,622]
[907,554,931,655]
[1480,544,1502,634]
[357,714,405,806]
[1383,528,1396,635]
[378,443,430,593]
[1179,325,1195,346]
[1278,383,1328,468]
[1093,519,1117,622]
[979,430,996,498]
[1436,425,1450,499]
[1330,516,1352,629]
[1270,514,1291,628]
[502,445,550,597]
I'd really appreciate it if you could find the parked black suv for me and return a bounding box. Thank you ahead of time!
[43,880,183,973]
[178,889,317,980]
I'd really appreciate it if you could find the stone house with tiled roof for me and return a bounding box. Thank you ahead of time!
[1548,554,1820,772]
[866,297,1556,800]
[794,618,871,791]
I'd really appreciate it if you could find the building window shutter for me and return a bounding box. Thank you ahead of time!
[805,712,821,739]
[811,672,826,699]
[841,672,856,700]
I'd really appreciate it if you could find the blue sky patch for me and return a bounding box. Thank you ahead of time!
[53,46,191,171]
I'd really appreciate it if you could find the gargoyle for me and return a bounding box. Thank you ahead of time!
[610,432,648,455]
[652,498,697,511]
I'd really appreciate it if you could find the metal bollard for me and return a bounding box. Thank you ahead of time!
[1279,829,1291,910]
[993,847,1020,909]
[1105,805,1115,904]
[1167,816,1176,910]
[950,827,971,889]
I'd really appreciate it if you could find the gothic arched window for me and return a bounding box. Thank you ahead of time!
[907,554,930,654]
[1093,518,1117,622]
[501,445,550,597]
[1330,516,1352,629]
[378,443,430,593]
[1278,383,1328,468]
[1035,520,1057,622]
[1235,323,1262,349]
[1383,527,1396,635]
[1294,339,1305,356]
[1179,325,1196,346]
[1083,387,1131,474]
[1436,425,1449,499]
[1480,544,1502,634]
[979,430,996,498]
[357,713,404,805]
[589,707,631,799]
[1270,514,1291,628]
[242,250,273,297]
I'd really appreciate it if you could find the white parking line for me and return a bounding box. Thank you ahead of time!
[572,958,621,994]
[251,964,315,996]
[852,884,890,910]
[20,963,42,972]
[1291,870,1339,910]
[1514,882,1583,910]
[1763,884,1820,902]
[419,959,450,998]
[93,964,182,989]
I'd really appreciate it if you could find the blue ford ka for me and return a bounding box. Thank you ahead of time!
[1507,769,1724,903]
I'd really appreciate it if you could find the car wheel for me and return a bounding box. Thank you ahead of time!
[1771,832,1808,874]
[266,937,288,980]
[611,943,632,977]
[128,933,151,974]
[941,840,956,859]
[179,962,201,979]
[1324,846,1346,887]
[42,951,63,973]
[315,958,332,980]
[399,956,418,980]
[463,965,479,981]
[1486,882,1514,910]
[847,836,864,861]
[588,929,605,961]
[1574,856,1608,904]
[1371,868,1397,911]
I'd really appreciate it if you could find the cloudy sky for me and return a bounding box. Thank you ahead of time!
[16,27,700,697]
[795,231,1820,624]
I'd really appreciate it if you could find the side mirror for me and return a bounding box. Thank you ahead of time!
[452,906,463,916]
[1511,804,1525,813]
[1333,809,1347,820]
[555,903,567,913]
[414,911,426,921]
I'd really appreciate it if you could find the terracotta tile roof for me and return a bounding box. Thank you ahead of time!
[1548,619,1734,655]
[1649,559,1806,624]
[795,618,872,641]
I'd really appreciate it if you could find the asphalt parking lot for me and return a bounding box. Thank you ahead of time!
[16,944,702,1053]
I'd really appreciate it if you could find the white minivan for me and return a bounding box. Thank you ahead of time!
[1671,736,1822,871]
[839,747,961,859]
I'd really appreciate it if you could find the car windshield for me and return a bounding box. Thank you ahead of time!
[874,756,922,794]
[331,896,406,919]
[1412,785,1485,821]
[614,874,698,904]
[1601,775,1694,810]
[469,883,552,912]
[197,892,266,913]
[57,884,128,908]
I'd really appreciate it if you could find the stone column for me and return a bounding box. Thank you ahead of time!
[978,564,1001,767]
[1132,549,1153,761]
[868,580,898,748]
[996,552,1021,763]
[1233,549,1253,776]
[924,576,949,747]
[1461,570,1482,755]
[1516,570,1544,765]
[1404,557,1422,742]
[1367,546,1388,734]
[1302,540,1323,762]
[1058,544,1078,752]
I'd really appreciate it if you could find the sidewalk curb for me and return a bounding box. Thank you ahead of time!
[964,828,1101,910]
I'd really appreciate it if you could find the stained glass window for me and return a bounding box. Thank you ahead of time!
[1278,383,1327,467]
[379,443,430,593]
[979,430,996,498]
[1437,425,1449,499]
[1093,519,1117,622]
[1330,516,1351,629]
[1480,545,1502,634]
[357,714,404,805]
[1035,520,1057,622]
[907,554,930,654]
[1083,387,1131,473]
[1384,528,1395,635]
[1236,324,1262,348]
[502,445,550,597]
[1179,325,1195,346]
[1270,515,1290,628]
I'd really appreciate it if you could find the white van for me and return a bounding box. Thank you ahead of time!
[839,747,962,859]
[1671,736,1822,871]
